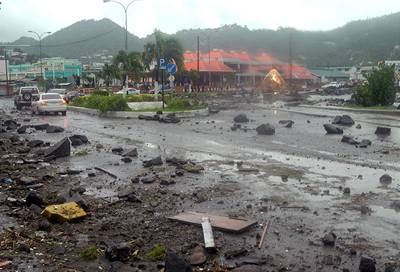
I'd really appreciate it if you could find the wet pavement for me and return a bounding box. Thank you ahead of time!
[1,97,400,271]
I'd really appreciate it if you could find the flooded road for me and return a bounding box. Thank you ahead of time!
[1,97,399,271]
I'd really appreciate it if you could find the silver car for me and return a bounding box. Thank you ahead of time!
[31,93,67,116]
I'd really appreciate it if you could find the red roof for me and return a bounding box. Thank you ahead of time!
[184,60,235,73]
[280,64,315,80]
[254,53,283,65]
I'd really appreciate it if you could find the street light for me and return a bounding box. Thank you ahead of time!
[28,30,51,80]
[104,0,141,88]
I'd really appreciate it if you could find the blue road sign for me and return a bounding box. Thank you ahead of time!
[166,63,177,75]
[159,58,166,70]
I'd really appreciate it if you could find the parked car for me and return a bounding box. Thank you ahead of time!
[14,86,40,110]
[31,93,67,116]
[116,88,141,95]
[321,82,341,90]
[65,91,85,103]
[393,97,400,109]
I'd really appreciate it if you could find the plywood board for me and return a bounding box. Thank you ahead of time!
[168,211,257,233]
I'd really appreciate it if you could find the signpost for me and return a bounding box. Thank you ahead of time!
[158,59,177,110]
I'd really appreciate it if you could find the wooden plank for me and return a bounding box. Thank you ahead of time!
[168,211,257,233]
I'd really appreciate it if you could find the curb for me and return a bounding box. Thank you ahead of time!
[67,106,209,119]
[297,105,400,116]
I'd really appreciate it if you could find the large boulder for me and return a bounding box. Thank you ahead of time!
[31,123,49,131]
[105,243,131,262]
[332,115,355,126]
[122,148,138,157]
[324,124,343,134]
[46,125,64,133]
[44,137,71,160]
[359,255,376,272]
[375,127,391,136]
[234,114,249,123]
[160,113,181,124]
[69,135,88,147]
[165,252,192,272]
[341,135,359,145]
[256,124,275,135]
[143,156,163,168]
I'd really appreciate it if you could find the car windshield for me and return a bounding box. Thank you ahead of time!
[21,88,39,94]
[50,89,67,94]
[42,94,61,100]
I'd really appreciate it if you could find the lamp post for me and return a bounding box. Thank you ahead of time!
[104,0,140,88]
[28,30,51,80]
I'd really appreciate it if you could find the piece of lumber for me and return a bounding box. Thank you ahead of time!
[94,167,117,179]
[258,221,271,249]
[168,211,257,233]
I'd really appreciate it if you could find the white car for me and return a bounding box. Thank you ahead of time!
[116,88,141,95]
[31,93,67,116]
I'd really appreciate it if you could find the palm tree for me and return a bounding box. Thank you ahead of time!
[100,63,119,87]
[113,50,144,87]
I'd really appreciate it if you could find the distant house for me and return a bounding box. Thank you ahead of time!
[309,68,350,83]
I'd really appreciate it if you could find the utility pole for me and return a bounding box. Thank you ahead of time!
[28,30,51,81]
[4,49,9,96]
[197,36,200,92]
[208,36,211,89]
[288,31,293,92]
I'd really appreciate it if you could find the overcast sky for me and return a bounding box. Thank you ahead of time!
[1,0,400,42]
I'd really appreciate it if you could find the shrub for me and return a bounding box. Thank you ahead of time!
[352,63,396,106]
[91,90,110,96]
[126,94,158,102]
[146,244,166,261]
[72,94,129,113]
[80,245,100,261]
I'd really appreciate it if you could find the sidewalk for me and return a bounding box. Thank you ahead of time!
[297,104,400,116]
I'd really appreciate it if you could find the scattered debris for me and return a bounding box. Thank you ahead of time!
[168,211,257,233]
[143,156,163,168]
[105,242,131,262]
[322,232,337,246]
[201,218,216,251]
[359,255,376,272]
[234,113,249,123]
[69,135,89,146]
[122,148,138,157]
[46,125,64,133]
[332,115,355,126]
[94,167,117,179]
[379,174,392,185]
[341,135,359,145]
[165,252,192,272]
[188,245,208,266]
[258,220,272,249]
[375,127,391,136]
[44,137,71,160]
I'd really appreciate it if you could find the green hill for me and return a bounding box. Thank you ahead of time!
[5,11,400,66]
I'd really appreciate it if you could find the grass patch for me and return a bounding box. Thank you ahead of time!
[74,149,89,156]
[80,245,100,261]
[146,244,166,261]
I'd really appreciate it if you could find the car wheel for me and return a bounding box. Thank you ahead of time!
[62,111,67,116]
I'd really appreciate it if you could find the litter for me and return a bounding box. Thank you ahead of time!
[169,211,257,233]
[201,217,215,251]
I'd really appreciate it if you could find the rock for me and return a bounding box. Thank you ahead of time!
[4,119,18,130]
[70,186,86,195]
[31,123,49,130]
[322,232,337,246]
[95,144,104,149]
[112,147,124,154]
[38,219,52,232]
[70,193,89,211]
[359,255,376,272]
[341,135,359,145]
[17,243,31,253]
[19,176,37,186]
[160,113,181,123]
[175,169,184,176]
[143,156,163,168]
[26,191,44,207]
[139,114,159,121]
[360,205,371,215]
[166,157,188,166]
[140,175,155,184]
[324,124,343,134]
[44,138,71,159]
[385,265,400,272]
[343,187,351,194]
[332,115,355,126]
[69,135,88,146]
[10,135,22,143]
[122,148,138,157]
[46,125,64,133]
[17,125,28,134]
[234,114,249,123]
[358,139,372,148]
[390,200,400,210]
[165,252,192,272]
[88,172,96,177]
[379,174,392,185]
[285,121,294,128]
[187,246,207,266]
[375,127,391,136]
[183,163,204,173]
[121,157,132,163]
[28,140,44,148]
[29,204,43,215]
[105,243,131,262]
[356,124,362,129]
[256,124,275,135]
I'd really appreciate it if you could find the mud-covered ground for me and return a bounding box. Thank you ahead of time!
[0,96,399,272]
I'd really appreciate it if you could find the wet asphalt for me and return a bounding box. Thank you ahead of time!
[1,97,400,270]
